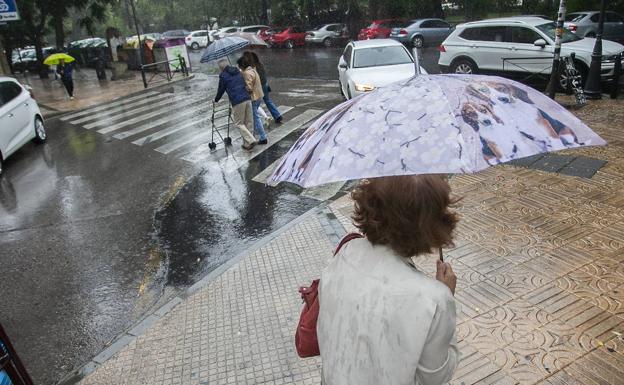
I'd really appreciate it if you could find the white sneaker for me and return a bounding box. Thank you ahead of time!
[70,96,75,100]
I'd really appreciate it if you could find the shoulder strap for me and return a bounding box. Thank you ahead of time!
[334,233,363,255]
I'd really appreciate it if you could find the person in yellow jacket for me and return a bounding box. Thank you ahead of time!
[238,56,268,145]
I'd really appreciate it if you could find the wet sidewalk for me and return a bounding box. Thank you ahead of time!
[14,68,189,115]
[76,97,624,385]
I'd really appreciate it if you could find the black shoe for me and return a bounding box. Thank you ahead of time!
[258,139,268,145]
[275,116,283,124]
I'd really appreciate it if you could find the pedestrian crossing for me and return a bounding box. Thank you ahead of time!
[59,89,341,200]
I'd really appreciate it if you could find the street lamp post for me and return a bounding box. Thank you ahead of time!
[584,0,607,99]
[546,0,566,99]
[128,0,146,87]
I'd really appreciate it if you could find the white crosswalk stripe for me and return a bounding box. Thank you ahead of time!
[70,93,172,125]
[64,90,338,201]
[60,91,160,121]
[85,95,195,131]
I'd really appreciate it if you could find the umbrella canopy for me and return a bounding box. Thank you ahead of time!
[200,36,250,63]
[268,74,606,188]
[43,53,75,66]
[228,32,268,47]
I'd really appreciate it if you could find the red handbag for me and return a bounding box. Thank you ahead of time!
[295,232,363,358]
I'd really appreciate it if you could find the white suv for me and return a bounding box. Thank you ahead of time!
[438,17,624,85]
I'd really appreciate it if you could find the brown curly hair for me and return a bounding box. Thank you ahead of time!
[351,175,459,258]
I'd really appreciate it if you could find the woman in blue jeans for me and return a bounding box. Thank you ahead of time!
[243,51,283,124]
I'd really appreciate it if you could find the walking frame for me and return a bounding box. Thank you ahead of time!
[209,101,234,150]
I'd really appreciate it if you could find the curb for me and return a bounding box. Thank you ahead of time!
[56,201,327,385]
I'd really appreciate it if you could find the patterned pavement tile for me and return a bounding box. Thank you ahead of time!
[563,346,624,385]
[488,341,550,385]
[450,341,517,385]
[457,314,521,355]
[489,299,553,335]
[455,280,515,319]
[490,265,551,296]
[555,269,619,302]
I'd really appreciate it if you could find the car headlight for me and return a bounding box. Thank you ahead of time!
[354,83,375,92]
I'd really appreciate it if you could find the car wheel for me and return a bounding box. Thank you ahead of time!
[33,117,46,144]
[451,58,478,74]
[347,86,352,100]
[412,35,424,48]
[323,37,332,47]
[191,42,199,50]
[285,40,294,49]
[0,154,3,177]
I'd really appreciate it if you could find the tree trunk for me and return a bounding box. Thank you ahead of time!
[432,0,445,19]
[53,16,65,49]
[34,35,49,79]
[261,0,269,24]
[306,0,315,25]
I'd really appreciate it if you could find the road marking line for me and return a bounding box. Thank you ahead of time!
[250,156,345,201]
[301,182,346,201]
[60,91,160,121]
[217,108,322,173]
[252,158,281,183]
[70,93,172,125]
[114,103,210,140]
[86,95,194,130]
[132,116,216,146]
[95,97,198,134]
[180,105,294,163]
[155,130,213,154]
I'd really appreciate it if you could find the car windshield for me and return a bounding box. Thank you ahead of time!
[535,22,582,43]
[353,46,413,68]
[565,14,587,22]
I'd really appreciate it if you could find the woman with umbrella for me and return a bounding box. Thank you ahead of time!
[44,53,76,100]
[273,74,606,384]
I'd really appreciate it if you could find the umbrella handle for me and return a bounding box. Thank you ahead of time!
[439,247,444,262]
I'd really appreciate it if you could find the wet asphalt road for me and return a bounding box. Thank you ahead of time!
[0,46,440,384]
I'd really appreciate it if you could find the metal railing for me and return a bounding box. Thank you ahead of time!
[1,323,35,385]
[139,54,189,88]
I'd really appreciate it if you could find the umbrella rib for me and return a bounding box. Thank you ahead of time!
[400,136,422,148]
[348,148,365,158]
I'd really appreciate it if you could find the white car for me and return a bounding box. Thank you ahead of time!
[338,39,427,99]
[0,77,46,175]
[214,26,239,40]
[438,17,624,86]
[186,30,212,49]
[239,25,270,34]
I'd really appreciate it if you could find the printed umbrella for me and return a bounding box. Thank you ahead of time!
[200,36,250,63]
[43,53,75,66]
[268,74,606,188]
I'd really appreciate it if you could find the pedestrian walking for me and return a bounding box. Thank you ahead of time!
[237,56,268,145]
[242,51,283,124]
[214,59,257,151]
[57,59,75,99]
[317,175,460,385]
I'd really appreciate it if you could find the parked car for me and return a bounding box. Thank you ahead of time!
[268,26,307,48]
[564,11,624,42]
[161,30,191,40]
[11,49,37,73]
[389,18,453,48]
[214,26,239,40]
[0,77,46,175]
[259,27,277,42]
[338,39,427,99]
[239,25,270,34]
[306,23,346,47]
[438,17,624,87]
[358,19,404,40]
[186,30,211,49]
